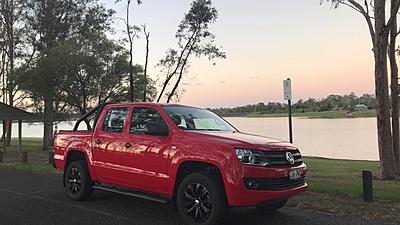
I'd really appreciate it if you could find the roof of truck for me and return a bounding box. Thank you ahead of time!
[107,102,204,109]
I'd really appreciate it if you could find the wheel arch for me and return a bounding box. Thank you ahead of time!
[63,149,96,186]
[170,160,228,210]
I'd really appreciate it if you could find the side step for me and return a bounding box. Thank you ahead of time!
[93,184,169,204]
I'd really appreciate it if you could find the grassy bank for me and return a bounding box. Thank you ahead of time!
[0,162,59,173]
[289,157,400,224]
[0,137,43,152]
[304,157,399,202]
[243,109,377,119]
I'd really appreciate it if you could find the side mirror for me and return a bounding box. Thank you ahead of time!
[143,121,169,136]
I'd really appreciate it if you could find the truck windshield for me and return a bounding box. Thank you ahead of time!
[163,106,236,131]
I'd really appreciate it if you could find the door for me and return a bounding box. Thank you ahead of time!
[92,106,129,185]
[124,106,171,194]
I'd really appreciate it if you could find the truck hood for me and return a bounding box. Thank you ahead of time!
[188,131,296,150]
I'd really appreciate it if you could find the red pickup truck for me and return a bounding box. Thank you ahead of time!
[54,102,307,225]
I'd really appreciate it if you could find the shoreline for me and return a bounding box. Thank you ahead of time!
[220,109,377,119]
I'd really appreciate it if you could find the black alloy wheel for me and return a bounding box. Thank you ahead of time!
[65,160,93,201]
[67,167,82,195]
[183,183,212,222]
[177,172,226,225]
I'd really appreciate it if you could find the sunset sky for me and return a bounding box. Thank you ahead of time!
[101,0,375,108]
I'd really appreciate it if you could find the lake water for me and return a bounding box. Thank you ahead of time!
[9,117,379,161]
[225,117,378,161]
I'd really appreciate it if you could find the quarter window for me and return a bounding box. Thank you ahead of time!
[102,107,128,133]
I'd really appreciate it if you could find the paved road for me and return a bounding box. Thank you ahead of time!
[0,169,386,225]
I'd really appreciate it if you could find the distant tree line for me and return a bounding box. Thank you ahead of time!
[211,93,376,116]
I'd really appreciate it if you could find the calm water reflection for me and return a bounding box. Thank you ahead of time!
[11,117,378,160]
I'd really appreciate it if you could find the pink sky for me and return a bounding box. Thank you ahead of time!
[104,0,376,108]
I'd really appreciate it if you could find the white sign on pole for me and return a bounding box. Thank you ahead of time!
[283,78,292,100]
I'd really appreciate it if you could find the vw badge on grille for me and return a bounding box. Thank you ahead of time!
[285,152,295,165]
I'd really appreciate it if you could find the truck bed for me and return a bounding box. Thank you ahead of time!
[53,130,93,170]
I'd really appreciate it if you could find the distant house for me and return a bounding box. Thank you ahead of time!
[355,104,368,111]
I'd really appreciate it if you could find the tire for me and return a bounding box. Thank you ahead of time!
[257,199,287,212]
[176,172,227,225]
[64,160,93,201]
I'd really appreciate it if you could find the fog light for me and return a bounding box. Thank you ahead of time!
[244,179,259,190]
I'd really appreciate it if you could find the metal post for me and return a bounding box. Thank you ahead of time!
[0,151,3,163]
[362,170,373,202]
[284,78,293,143]
[288,99,293,143]
[18,120,22,152]
[22,151,27,163]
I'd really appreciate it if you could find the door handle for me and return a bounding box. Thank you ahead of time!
[125,143,132,148]
[95,140,102,145]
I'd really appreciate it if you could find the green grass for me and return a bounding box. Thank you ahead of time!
[0,137,43,152]
[303,157,400,202]
[349,109,377,118]
[245,110,376,119]
[0,162,59,174]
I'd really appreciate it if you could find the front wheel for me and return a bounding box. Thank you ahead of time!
[176,172,227,225]
[64,160,93,201]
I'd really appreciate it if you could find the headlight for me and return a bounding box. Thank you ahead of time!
[234,148,269,166]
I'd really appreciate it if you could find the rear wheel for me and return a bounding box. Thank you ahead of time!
[176,172,227,225]
[65,160,93,201]
[257,199,287,212]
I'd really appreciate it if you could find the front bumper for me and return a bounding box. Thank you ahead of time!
[226,163,307,207]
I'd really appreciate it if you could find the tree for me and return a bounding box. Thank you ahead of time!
[329,0,400,179]
[0,0,30,146]
[142,24,150,101]
[21,0,115,151]
[116,0,142,102]
[156,0,226,103]
[54,37,130,115]
[388,0,400,176]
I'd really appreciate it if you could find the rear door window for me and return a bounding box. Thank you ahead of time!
[102,107,128,133]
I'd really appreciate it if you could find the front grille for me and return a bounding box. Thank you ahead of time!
[259,149,303,166]
[244,176,306,191]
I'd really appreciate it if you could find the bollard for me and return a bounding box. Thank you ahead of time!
[0,151,3,163]
[48,152,54,164]
[362,170,373,202]
[22,151,28,163]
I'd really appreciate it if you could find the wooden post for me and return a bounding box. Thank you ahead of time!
[362,170,373,202]
[48,151,53,164]
[0,151,3,163]
[22,151,27,163]
[18,120,22,152]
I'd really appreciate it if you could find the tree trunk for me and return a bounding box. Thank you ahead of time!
[5,93,13,146]
[167,46,195,103]
[126,0,134,102]
[388,7,400,175]
[143,26,149,102]
[374,0,397,180]
[4,0,15,147]
[42,99,53,151]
